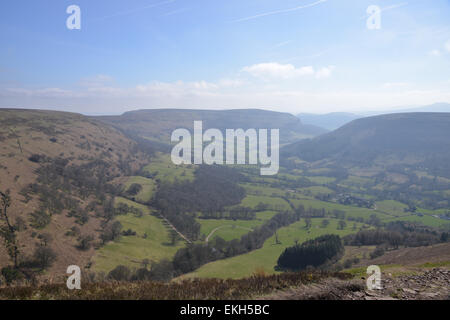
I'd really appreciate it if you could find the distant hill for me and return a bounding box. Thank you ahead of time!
[297,112,361,131]
[383,102,450,114]
[282,113,450,175]
[297,103,450,131]
[97,109,328,145]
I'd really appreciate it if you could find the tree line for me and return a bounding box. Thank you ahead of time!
[276,234,344,271]
[152,165,247,241]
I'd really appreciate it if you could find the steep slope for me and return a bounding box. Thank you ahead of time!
[283,113,450,173]
[97,109,327,145]
[0,109,148,277]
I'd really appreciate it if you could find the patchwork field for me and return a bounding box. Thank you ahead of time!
[179,218,367,280]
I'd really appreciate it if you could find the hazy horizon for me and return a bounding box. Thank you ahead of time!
[1,0,450,114]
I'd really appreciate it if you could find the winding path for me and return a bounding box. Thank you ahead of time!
[205,225,254,243]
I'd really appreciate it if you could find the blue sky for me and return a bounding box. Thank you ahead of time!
[0,0,449,114]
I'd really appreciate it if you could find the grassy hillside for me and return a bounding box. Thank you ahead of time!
[92,197,184,273]
[0,109,148,276]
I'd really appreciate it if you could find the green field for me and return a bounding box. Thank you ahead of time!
[305,176,336,184]
[383,214,449,228]
[241,183,289,198]
[197,211,278,242]
[142,153,196,183]
[289,198,391,220]
[375,200,409,217]
[240,195,291,211]
[92,197,184,273]
[123,176,156,203]
[299,186,334,196]
[341,175,374,187]
[179,218,366,280]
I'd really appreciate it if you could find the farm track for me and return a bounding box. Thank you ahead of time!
[205,225,254,243]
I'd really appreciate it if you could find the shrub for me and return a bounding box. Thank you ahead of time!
[1,267,23,285]
[370,246,385,259]
[108,265,131,281]
[33,246,57,270]
[29,210,51,229]
[77,235,95,251]
[126,183,142,196]
[121,229,137,236]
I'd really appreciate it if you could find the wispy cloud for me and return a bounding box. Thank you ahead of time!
[283,50,329,63]
[161,8,188,17]
[270,40,293,50]
[91,0,176,22]
[241,62,334,80]
[360,2,408,20]
[232,0,328,23]
[383,2,409,12]
[446,40,450,53]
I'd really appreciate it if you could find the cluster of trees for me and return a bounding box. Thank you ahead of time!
[200,206,256,220]
[34,157,121,200]
[18,155,142,256]
[114,202,143,217]
[0,191,57,285]
[153,165,247,241]
[276,235,344,271]
[343,221,449,249]
[21,156,124,235]
[106,259,175,283]
[125,183,142,197]
[100,221,123,244]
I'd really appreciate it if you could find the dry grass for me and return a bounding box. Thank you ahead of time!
[0,271,352,300]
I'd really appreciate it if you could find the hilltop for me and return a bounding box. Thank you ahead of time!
[297,103,450,131]
[97,109,327,145]
[283,113,450,172]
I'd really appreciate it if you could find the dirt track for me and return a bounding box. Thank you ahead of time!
[260,267,450,300]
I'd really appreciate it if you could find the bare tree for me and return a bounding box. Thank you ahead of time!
[304,218,312,230]
[0,190,19,268]
[274,231,281,245]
